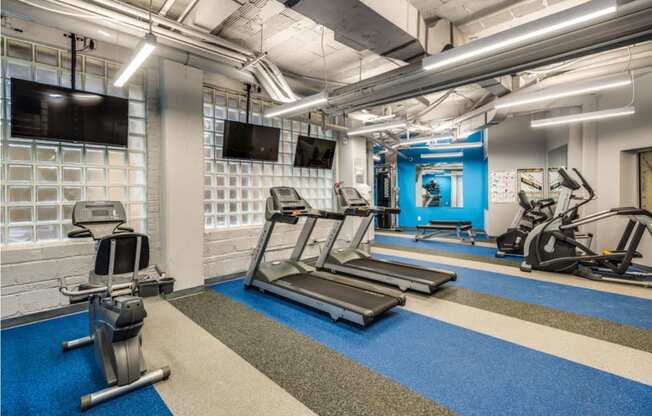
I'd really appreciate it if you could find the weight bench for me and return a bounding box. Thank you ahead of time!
[415,220,476,245]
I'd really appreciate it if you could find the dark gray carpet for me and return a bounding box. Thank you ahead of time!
[432,286,652,353]
[171,290,455,416]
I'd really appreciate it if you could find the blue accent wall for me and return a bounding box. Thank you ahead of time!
[397,131,487,229]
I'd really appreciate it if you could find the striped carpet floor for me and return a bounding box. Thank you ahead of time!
[170,247,652,416]
[3,245,651,415]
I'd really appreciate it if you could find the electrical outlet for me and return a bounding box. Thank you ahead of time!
[417,216,421,222]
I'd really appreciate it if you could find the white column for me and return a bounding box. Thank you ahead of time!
[159,60,205,290]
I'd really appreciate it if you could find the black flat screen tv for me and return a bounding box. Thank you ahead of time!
[222,120,280,162]
[11,78,128,146]
[294,135,336,169]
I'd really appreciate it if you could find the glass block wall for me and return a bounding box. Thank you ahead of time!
[203,86,336,229]
[0,37,148,244]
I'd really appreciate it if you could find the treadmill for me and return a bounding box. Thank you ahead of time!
[245,187,405,326]
[315,187,457,294]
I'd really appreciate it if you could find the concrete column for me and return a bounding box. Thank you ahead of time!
[159,60,205,290]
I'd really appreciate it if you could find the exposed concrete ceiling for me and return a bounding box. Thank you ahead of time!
[111,0,599,124]
[407,0,591,40]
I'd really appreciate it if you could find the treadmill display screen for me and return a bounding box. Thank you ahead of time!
[273,188,300,202]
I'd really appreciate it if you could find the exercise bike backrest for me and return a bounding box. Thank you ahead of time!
[63,201,149,298]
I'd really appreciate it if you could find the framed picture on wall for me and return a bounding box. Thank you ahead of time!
[517,168,544,201]
[640,150,652,210]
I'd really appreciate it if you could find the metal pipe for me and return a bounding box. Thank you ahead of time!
[323,0,652,114]
[43,0,250,62]
[4,3,257,85]
[74,0,253,57]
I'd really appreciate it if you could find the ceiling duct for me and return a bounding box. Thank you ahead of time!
[277,0,428,62]
[320,0,652,114]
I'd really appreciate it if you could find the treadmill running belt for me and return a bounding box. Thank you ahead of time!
[281,274,399,315]
[346,258,454,286]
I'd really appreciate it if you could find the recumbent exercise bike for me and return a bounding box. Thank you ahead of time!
[59,201,173,410]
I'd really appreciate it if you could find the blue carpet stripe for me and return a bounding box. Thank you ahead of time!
[373,253,652,330]
[213,280,652,416]
[1,313,172,416]
[375,234,521,262]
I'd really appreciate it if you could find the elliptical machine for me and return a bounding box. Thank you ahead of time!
[59,201,172,411]
[521,169,652,287]
[496,191,555,257]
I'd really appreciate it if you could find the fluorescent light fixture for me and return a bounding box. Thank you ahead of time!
[393,136,453,148]
[347,121,407,136]
[428,142,483,150]
[422,0,617,72]
[114,33,157,87]
[531,106,635,128]
[264,92,328,118]
[364,114,396,124]
[495,73,631,110]
[421,152,463,159]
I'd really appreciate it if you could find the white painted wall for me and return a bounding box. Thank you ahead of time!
[592,71,652,265]
[159,60,205,290]
[485,116,548,236]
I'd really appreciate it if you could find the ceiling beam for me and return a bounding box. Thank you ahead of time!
[159,0,176,15]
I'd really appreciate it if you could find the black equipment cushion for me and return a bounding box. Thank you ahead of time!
[418,220,472,231]
[428,220,472,226]
[95,233,149,275]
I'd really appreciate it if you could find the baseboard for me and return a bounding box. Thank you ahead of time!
[1,302,88,330]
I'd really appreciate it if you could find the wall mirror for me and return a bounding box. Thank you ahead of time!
[415,163,464,208]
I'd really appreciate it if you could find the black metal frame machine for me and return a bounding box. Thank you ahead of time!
[245,187,405,326]
[521,169,652,287]
[315,186,457,294]
[59,201,173,411]
[496,191,555,257]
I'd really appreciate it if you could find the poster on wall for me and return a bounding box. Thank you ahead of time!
[640,151,652,210]
[517,168,544,200]
[490,170,516,203]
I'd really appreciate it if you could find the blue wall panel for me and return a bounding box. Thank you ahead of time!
[397,131,487,229]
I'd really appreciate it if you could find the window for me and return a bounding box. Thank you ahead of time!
[0,37,148,244]
[203,86,335,229]
[640,150,652,210]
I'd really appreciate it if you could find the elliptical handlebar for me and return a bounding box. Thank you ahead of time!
[572,168,595,199]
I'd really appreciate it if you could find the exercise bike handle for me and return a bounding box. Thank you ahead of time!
[58,278,134,297]
[67,228,92,239]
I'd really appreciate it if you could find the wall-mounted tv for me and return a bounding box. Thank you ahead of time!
[294,136,336,169]
[222,120,280,162]
[11,79,128,146]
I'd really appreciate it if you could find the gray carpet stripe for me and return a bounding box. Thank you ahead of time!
[373,242,517,267]
[432,286,652,353]
[170,290,456,416]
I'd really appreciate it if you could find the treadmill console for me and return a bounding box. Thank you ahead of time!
[270,187,311,215]
[339,187,369,209]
